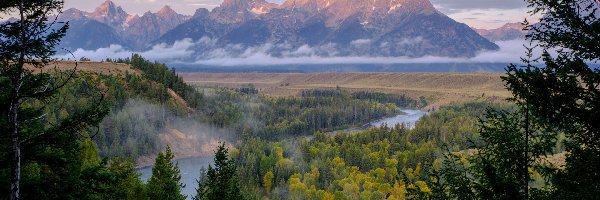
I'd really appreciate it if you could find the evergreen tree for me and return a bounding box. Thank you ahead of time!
[505,0,600,198]
[76,149,147,200]
[0,0,108,199]
[440,109,556,199]
[147,146,186,200]
[193,166,208,200]
[104,158,147,200]
[196,143,243,200]
[441,0,599,199]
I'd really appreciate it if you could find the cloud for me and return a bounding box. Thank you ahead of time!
[142,38,196,59]
[56,45,132,61]
[56,38,545,67]
[428,0,536,29]
[443,7,539,29]
[397,37,424,46]
[192,39,539,66]
[56,38,197,61]
[350,39,372,46]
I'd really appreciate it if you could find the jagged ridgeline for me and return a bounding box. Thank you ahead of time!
[59,0,498,58]
[49,55,422,159]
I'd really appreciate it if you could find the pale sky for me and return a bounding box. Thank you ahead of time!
[3,0,537,29]
[430,0,536,29]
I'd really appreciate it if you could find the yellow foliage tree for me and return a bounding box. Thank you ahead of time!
[389,181,407,200]
[263,170,274,195]
[289,174,308,200]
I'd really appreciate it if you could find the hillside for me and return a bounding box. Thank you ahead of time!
[37,60,214,166]
[43,61,425,166]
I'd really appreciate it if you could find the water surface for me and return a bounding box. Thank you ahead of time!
[138,157,213,199]
[370,109,428,129]
[326,109,428,135]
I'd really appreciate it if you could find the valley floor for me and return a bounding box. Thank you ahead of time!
[182,72,510,110]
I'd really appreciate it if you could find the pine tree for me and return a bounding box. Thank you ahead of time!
[193,166,208,200]
[147,146,186,200]
[197,143,243,200]
[441,0,600,199]
[1,1,108,199]
[505,0,600,198]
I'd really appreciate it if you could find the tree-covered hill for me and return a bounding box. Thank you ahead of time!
[47,56,422,162]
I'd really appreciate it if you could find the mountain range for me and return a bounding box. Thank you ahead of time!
[473,22,527,41]
[58,1,190,50]
[57,0,500,59]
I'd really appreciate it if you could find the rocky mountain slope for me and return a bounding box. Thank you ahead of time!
[58,1,190,51]
[474,22,527,41]
[59,0,499,58]
[159,0,498,58]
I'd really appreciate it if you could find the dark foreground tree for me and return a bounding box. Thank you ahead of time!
[147,146,186,200]
[195,143,243,200]
[506,0,599,198]
[0,0,108,199]
[441,0,599,199]
[193,166,208,200]
[440,109,557,199]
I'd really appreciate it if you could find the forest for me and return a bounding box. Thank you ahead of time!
[95,58,419,158]
[233,102,511,199]
[1,0,599,199]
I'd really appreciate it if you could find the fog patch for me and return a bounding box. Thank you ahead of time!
[193,39,542,66]
[55,38,550,66]
[397,37,424,46]
[100,99,234,166]
[350,39,372,46]
[56,38,198,61]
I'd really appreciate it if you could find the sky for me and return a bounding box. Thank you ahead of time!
[57,0,536,29]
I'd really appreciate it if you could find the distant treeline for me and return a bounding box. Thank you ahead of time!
[196,87,414,139]
[302,89,424,108]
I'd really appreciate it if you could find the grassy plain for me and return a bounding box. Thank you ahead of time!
[181,72,511,109]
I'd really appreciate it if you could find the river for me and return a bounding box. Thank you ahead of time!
[138,157,213,199]
[370,109,428,129]
[326,109,428,135]
[137,109,427,199]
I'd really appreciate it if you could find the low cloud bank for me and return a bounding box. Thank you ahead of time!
[56,38,544,66]
[56,38,196,61]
